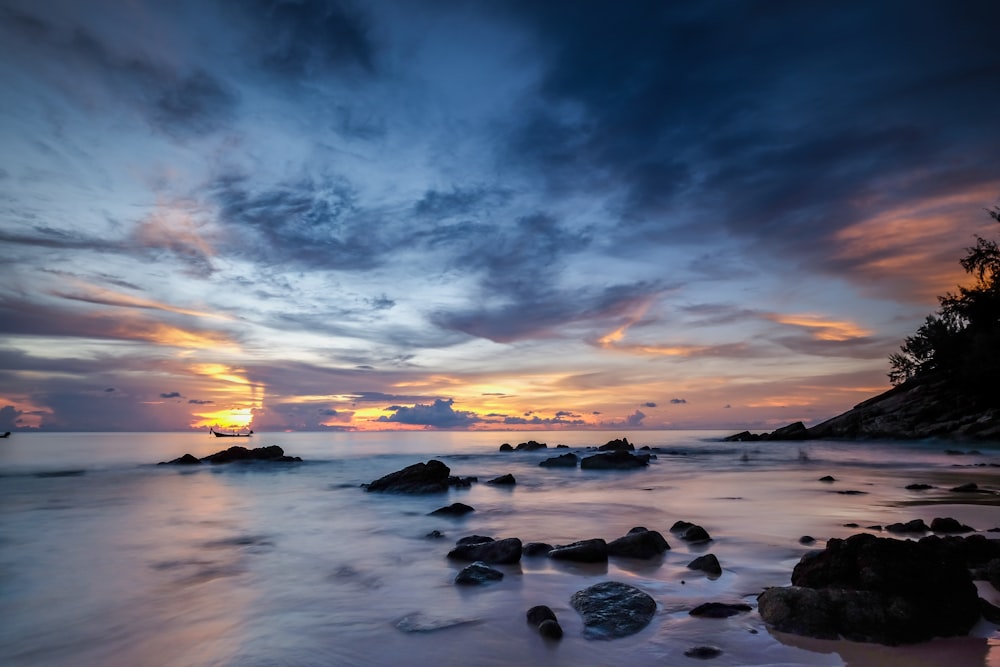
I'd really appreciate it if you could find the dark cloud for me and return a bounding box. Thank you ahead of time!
[498,1,1000,269]
[413,185,512,220]
[0,6,238,138]
[0,405,25,430]
[500,414,585,426]
[376,398,480,428]
[209,173,391,270]
[160,392,182,399]
[240,0,376,79]
[669,398,687,405]
[435,281,662,343]
[188,399,214,405]
[600,409,646,429]
[643,402,657,408]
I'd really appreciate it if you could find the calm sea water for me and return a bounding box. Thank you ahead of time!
[1,431,999,667]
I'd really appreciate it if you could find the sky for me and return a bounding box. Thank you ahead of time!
[1,0,999,433]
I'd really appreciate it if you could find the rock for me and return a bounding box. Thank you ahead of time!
[689,602,752,618]
[723,430,760,442]
[981,598,1000,624]
[681,524,712,543]
[951,482,981,493]
[906,483,934,490]
[670,520,696,533]
[799,536,816,545]
[768,421,811,440]
[930,517,974,533]
[486,473,516,486]
[687,554,722,576]
[758,532,981,644]
[843,523,859,528]
[365,459,452,493]
[886,519,929,533]
[867,525,883,531]
[515,440,548,451]
[987,558,1000,591]
[805,375,1000,441]
[539,453,578,468]
[526,605,563,639]
[570,581,656,639]
[447,537,522,564]
[200,445,302,464]
[818,475,836,482]
[837,490,867,495]
[455,561,504,585]
[598,437,634,451]
[556,444,570,449]
[160,453,201,465]
[537,619,563,639]
[684,646,722,659]
[549,538,608,562]
[456,535,493,546]
[580,451,650,470]
[522,542,553,557]
[426,530,445,539]
[607,528,670,558]
[498,443,514,452]
[430,502,475,516]
[447,475,477,488]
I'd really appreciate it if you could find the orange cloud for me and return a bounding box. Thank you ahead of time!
[766,313,872,341]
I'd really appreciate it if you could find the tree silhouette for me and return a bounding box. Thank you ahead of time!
[888,206,1000,404]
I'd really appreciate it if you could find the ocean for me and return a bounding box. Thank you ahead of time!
[1,431,998,666]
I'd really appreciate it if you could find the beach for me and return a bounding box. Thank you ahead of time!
[1,431,998,666]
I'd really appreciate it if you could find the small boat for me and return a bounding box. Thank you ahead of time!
[0,431,9,438]
[210,428,253,438]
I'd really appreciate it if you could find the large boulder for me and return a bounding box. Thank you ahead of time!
[515,440,548,451]
[607,528,670,558]
[364,460,452,493]
[447,537,522,564]
[580,451,650,470]
[570,581,657,639]
[758,533,980,644]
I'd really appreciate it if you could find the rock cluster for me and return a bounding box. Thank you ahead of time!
[159,445,302,465]
[758,533,992,644]
[364,460,476,494]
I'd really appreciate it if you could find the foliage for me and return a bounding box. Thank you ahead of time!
[888,206,1000,402]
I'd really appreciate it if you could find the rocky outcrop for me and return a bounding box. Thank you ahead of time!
[570,581,656,639]
[598,437,634,451]
[364,460,463,493]
[758,533,981,644]
[486,473,516,486]
[515,440,548,451]
[539,453,579,468]
[580,451,650,470]
[159,445,302,465]
[727,374,1000,441]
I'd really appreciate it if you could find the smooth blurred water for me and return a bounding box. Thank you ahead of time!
[1,431,999,666]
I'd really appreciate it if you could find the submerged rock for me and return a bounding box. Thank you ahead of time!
[689,602,752,618]
[684,646,723,659]
[160,453,201,465]
[486,473,516,486]
[447,537,522,564]
[680,524,712,543]
[430,502,475,516]
[758,532,981,644]
[455,561,503,585]
[570,581,656,639]
[687,554,722,576]
[526,605,563,639]
[522,542,554,557]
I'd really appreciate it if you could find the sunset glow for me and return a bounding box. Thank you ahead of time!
[1,2,998,432]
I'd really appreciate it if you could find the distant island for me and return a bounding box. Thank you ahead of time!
[732,206,1000,442]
